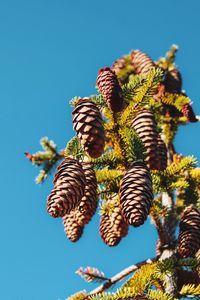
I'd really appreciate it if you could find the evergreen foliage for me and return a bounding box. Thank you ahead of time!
[26,45,200,299]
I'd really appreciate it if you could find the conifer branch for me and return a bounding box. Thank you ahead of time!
[89,258,156,295]
[156,44,178,70]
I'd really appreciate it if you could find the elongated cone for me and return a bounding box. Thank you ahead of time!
[131,50,155,74]
[164,68,182,93]
[100,199,128,246]
[72,99,105,158]
[47,158,86,217]
[182,103,197,122]
[132,109,167,171]
[63,211,83,242]
[100,214,122,247]
[177,206,200,258]
[120,161,153,227]
[76,163,98,226]
[110,205,128,238]
[96,67,124,112]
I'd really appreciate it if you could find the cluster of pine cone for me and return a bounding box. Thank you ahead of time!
[112,49,197,122]
[46,48,199,254]
[47,159,98,241]
[47,156,154,245]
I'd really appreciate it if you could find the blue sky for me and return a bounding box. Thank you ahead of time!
[0,0,200,299]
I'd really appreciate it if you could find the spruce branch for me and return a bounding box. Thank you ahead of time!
[156,44,179,70]
[119,127,146,163]
[65,136,85,159]
[89,258,156,295]
[120,67,163,126]
[89,152,124,168]
[179,284,200,298]
[25,137,64,183]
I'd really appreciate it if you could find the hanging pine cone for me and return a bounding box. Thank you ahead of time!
[120,161,153,227]
[131,50,155,74]
[110,205,128,238]
[63,211,84,242]
[99,201,128,246]
[72,99,105,158]
[182,103,197,122]
[132,109,167,171]
[47,158,86,218]
[96,67,124,112]
[76,163,98,226]
[177,206,200,258]
[99,214,121,247]
[164,68,182,93]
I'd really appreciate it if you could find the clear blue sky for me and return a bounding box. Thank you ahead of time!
[0,0,200,299]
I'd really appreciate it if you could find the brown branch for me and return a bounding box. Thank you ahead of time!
[150,214,170,251]
[89,257,157,295]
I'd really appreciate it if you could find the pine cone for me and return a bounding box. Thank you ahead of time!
[131,50,155,74]
[164,68,182,93]
[99,214,120,247]
[72,99,105,158]
[100,203,128,246]
[182,103,197,122]
[156,239,162,257]
[110,205,128,238]
[157,135,168,171]
[96,67,124,112]
[63,211,83,242]
[111,57,126,76]
[132,109,167,171]
[76,163,98,226]
[47,158,86,217]
[177,206,200,258]
[120,161,153,227]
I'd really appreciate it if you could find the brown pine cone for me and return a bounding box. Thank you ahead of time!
[99,201,128,246]
[96,67,124,112]
[63,211,83,242]
[131,50,155,74]
[47,158,86,218]
[182,103,198,122]
[156,239,162,257]
[72,99,105,158]
[99,213,121,247]
[111,57,126,76]
[132,109,167,171]
[120,161,153,227]
[177,206,200,258]
[76,163,98,226]
[110,205,128,238]
[164,68,182,93]
[157,135,168,171]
